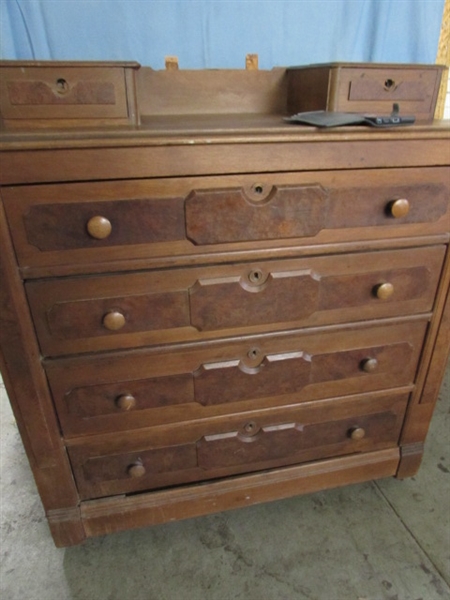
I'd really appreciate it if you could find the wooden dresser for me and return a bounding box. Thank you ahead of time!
[0,61,449,547]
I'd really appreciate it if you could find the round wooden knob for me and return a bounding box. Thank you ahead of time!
[87,216,112,240]
[389,199,410,218]
[102,310,126,331]
[361,358,378,373]
[349,427,366,441]
[115,394,136,411]
[127,462,146,478]
[374,282,394,300]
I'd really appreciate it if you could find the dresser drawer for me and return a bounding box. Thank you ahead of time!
[27,246,444,356]
[47,320,426,436]
[67,391,408,500]
[4,167,449,273]
[287,63,445,122]
[0,61,139,127]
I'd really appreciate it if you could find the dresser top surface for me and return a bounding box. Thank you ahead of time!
[1,115,449,151]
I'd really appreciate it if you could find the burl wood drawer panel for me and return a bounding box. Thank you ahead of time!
[27,245,445,356]
[67,391,408,500]
[46,319,427,436]
[3,167,448,273]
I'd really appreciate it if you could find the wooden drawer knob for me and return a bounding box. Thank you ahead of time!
[349,427,366,441]
[102,310,126,331]
[374,282,394,300]
[87,216,112,240]
[361,358,378,373]
[388,199,410,218]
[116,394,136,411]
[127,462,146,478]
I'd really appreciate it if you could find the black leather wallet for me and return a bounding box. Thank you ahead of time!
[285,109,415,128]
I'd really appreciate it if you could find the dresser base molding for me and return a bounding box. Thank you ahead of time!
[76,448,399,544]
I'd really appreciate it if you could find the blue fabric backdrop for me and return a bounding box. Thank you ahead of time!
[0,0,445,68]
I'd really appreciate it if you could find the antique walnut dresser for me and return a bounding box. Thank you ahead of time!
[0,61,449,547]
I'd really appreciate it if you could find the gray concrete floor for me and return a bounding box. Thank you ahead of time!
[1,368,449,600]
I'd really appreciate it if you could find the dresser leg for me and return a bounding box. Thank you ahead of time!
[396,442,424,479]
[47,506,86,547]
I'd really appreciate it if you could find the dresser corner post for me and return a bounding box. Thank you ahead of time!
[395,442,425,479]
[0,197,81,533]
[397,259,450,468]
[47,506,86,548]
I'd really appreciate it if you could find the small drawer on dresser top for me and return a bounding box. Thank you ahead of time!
[287,63,445,122]
[3,167,448,272]
[27,245,445,356]
[46,319,427,436]
[67,391,409,500]
[0,61,140,127]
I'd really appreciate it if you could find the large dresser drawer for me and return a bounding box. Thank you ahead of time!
[3,167,449,273]
[67,391,408,500]
[47,319,426,436]
[27,245,444,356]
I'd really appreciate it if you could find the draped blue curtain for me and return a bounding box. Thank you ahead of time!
[0,0,445,68]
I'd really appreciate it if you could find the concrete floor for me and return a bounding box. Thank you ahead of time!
[1,368,449,600]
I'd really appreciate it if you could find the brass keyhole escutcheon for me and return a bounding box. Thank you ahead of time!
[243,183,274,203]
[248,269,264,285]
[241,421,260,437]
[247,347,261,360]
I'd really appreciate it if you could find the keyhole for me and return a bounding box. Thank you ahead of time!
[248,269,263,284]
[56,78,69,94]
[254,185,264,194]
[243,421,257,434]
[384,79,395,90]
